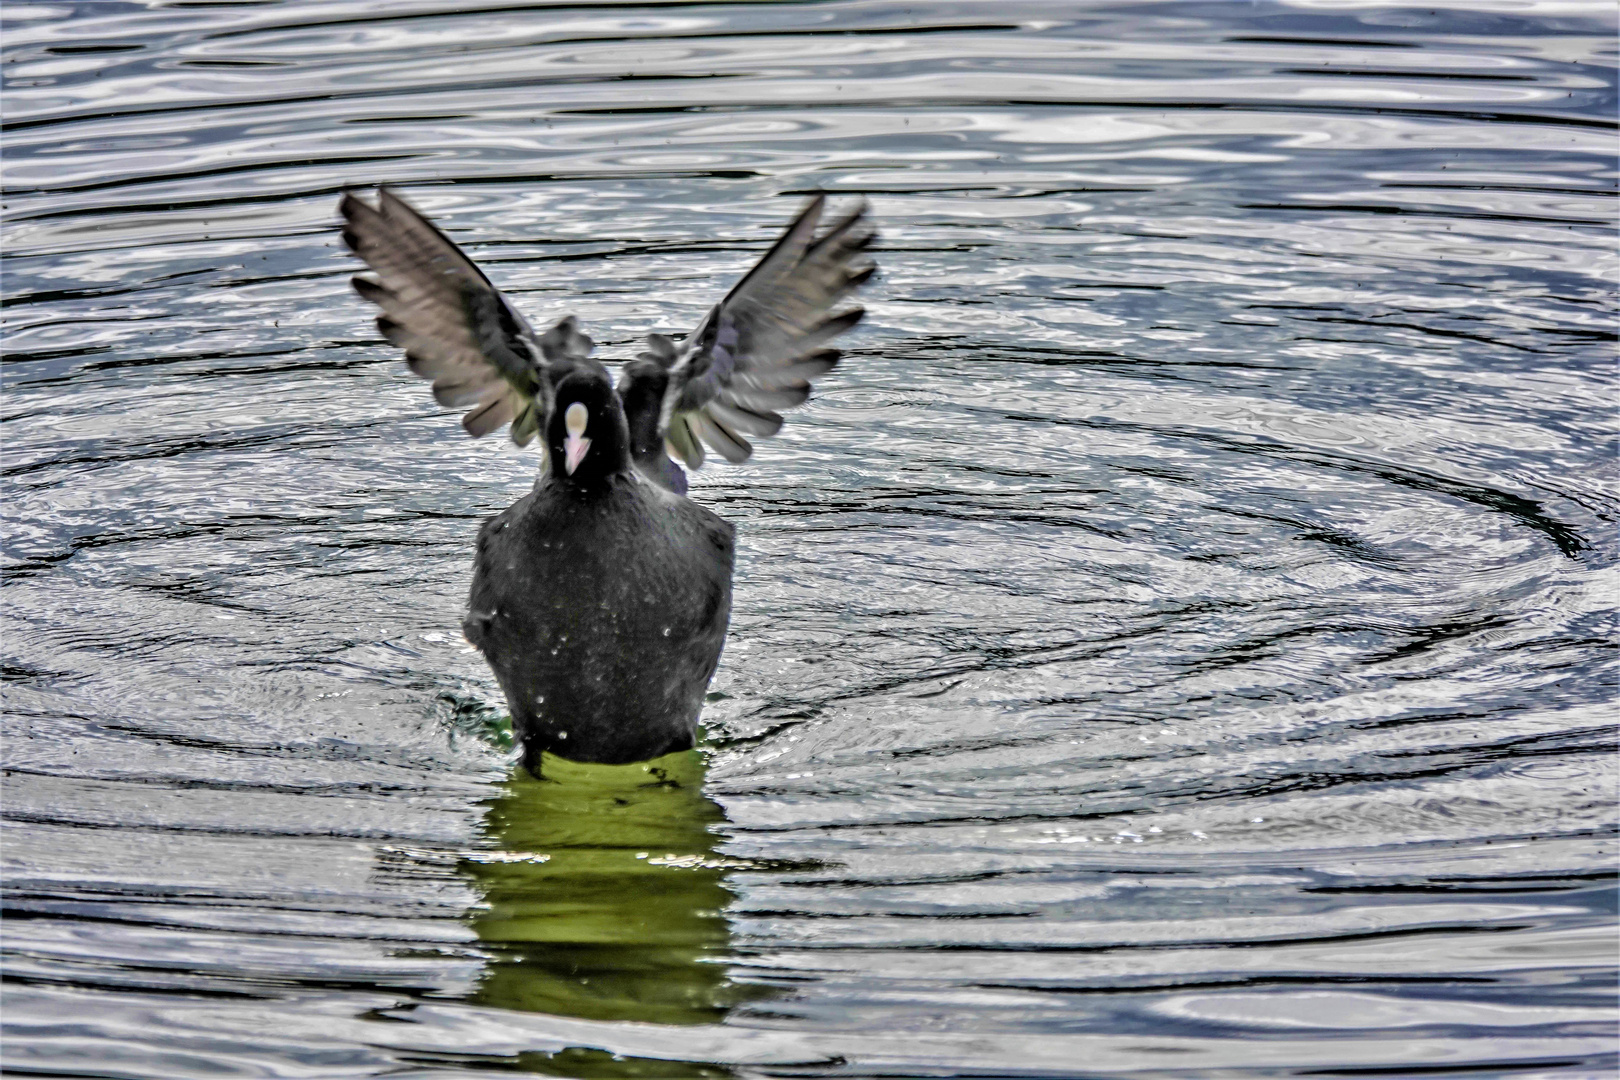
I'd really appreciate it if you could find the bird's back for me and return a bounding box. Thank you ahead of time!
[464,475,734,769]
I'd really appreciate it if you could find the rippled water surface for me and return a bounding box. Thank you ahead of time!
[3,1,1617,1076]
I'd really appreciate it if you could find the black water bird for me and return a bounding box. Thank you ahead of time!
[338,189,875,772]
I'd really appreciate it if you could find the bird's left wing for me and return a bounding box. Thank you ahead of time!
[339,188,585,445]
[654,194,876,468]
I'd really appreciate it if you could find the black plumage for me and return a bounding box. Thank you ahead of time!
[463,368,732,769]
[338,188,875,771]
[618,358,689,494]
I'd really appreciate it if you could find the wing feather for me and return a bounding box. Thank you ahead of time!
[666,413,704,470]
[707,401,784,438]
[686,410,753,464]
[463,390,517,438]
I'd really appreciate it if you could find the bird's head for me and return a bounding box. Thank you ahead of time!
[545,368,630,489]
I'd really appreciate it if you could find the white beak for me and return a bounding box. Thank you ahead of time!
[562,401,590,475]
[564,433,591,475]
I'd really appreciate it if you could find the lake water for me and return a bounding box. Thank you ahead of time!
[2,1,1616,1077]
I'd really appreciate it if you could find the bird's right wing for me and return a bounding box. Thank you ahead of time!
[339,188,588,445]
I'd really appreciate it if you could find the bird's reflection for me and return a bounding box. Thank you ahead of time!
[461,749,763,1025]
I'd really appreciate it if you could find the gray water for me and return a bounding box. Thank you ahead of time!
[2,2,1616,1077]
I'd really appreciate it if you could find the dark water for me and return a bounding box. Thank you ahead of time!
[3,1,1616,1076]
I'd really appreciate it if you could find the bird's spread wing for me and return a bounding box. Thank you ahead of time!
[656,194,876,468]
[339,188,587,445]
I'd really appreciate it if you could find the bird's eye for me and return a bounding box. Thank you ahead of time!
[564,402,588,437]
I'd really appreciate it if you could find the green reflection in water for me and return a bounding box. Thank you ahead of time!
[462,749,765,1028]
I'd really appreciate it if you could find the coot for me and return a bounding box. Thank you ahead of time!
[339,189,875,773]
